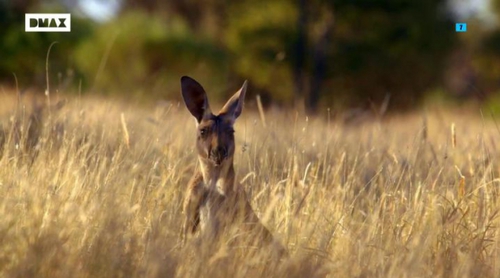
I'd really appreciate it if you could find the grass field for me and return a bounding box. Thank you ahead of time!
[0,92,499,277]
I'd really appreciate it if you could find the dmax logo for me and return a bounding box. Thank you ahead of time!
[25,13,71,32]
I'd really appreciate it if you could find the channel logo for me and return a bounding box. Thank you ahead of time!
[25,13,71,32]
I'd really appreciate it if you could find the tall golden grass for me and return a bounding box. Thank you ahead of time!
[0,92,499,277]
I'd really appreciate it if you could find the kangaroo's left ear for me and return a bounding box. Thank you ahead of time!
[180,76,212,123]
[219,80,247,121]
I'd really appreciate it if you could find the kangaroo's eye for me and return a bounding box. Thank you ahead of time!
[199,128,208,136]
[227,128,235,134]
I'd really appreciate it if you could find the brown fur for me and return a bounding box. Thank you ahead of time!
[180,76,281,251]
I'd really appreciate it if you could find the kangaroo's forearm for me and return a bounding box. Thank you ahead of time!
[183,175,205,234]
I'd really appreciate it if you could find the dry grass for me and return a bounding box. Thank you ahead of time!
[0,92,499,277]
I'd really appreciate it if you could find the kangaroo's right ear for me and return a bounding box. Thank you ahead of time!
[181,76,211,123]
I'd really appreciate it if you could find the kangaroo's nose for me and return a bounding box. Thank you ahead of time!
[210,147,227,165]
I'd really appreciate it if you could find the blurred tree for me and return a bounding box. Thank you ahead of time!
[122,0,223,32]
[469,0,500,98]
[74,11,228,100]
[321,0,456,111]
[225,0,456,112]
[225,0,298,103]
[0,0,94,89]
[0,0,460,111]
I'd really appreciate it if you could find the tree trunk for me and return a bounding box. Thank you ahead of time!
[293,0,307,110]
[306,13,334,115]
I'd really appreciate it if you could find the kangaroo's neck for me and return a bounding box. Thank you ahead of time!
[199,157,235,195]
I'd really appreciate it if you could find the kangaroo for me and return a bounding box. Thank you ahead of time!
[180,76,281,252]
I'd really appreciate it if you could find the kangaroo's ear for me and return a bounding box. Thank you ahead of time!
[181,76,211,123]
[220,80,247,121]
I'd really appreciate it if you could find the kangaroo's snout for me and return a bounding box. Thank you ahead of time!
[210,146,227,165]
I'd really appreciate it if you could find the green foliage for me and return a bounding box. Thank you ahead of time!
[483,92,500,115]
[74,11,228,100]
[0,0,462,110]
[326,0,456,109]
[0,2,94,87]
[473,29,500,94]
[225,0,297,101]
[74,12,167,94]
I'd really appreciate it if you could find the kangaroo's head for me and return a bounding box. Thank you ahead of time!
[181,76,246,167]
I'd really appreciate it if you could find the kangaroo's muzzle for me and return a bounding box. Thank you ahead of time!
[210,146,227,166]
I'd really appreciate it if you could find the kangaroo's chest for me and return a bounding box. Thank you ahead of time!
[199,190,229,234]
[198,180,241,235]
